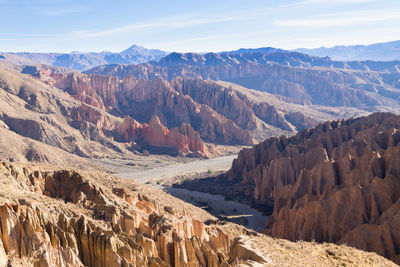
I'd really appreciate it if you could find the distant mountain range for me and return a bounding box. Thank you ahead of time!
[1,40,399,72]
[86,49,400,110]
[294,40,400,61]
[221,47,286,54]
[150,50,400,73]
[0,45,167,71]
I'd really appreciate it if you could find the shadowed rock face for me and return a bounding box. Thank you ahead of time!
[223,112,400,264]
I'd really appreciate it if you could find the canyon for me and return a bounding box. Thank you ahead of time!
[1,43,400,266]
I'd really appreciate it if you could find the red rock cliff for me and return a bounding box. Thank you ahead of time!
[117,115,209,157]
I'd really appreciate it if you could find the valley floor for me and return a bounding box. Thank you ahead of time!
[113,154,268,230]
[116,154,237,184]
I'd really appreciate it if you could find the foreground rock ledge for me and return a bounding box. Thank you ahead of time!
[0,162,395,266]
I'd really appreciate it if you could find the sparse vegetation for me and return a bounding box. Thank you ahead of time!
[207,169,214,174]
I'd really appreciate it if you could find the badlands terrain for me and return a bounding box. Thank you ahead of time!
[0,43,400,266]
[0,161,395,266]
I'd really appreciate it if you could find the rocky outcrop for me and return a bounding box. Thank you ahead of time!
[223,112,400,264]
[252,102,293,131]
[117,115,142,141]
[284,111,318,130]
[117,115,209,157]
[0,162,235,266]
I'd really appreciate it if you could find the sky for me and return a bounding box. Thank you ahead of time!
[0,0,399,53]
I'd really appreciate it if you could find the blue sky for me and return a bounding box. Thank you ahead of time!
[0,0,399,53]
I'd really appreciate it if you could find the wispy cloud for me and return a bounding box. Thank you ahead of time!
[275,10,400,28]
[72,14,250,38]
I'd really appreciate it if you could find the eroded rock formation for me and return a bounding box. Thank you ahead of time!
[117,115,208,157]
[34,68,254,145]
[0,161,395,267]
[0,162,232,266]
[0,66,209,158]
[223,112,400,264]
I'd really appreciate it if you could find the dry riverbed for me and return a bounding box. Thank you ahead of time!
[166,187,267,231]
[116,155,237,183]
[116,154,268,231]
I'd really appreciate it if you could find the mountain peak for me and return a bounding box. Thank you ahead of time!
[120,44,167,57]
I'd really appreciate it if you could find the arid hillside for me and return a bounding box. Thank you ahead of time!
[0,66,211,160]
[0,161,396,266]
